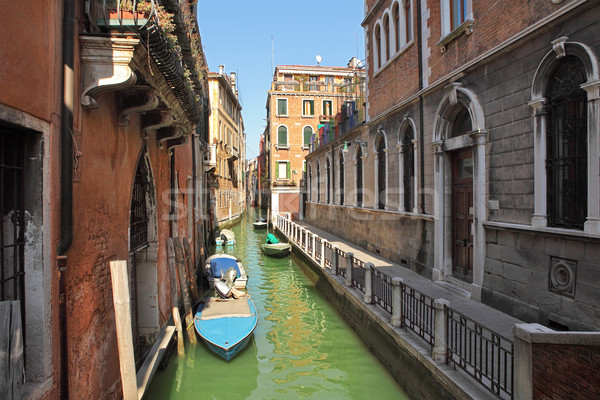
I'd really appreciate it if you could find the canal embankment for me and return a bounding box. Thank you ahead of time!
[274,215,521,400]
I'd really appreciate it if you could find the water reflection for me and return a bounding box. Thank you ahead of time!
[145,211,408,400]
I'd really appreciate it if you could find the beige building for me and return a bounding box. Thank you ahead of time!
[208,66,246,229]
[266,59,365,219]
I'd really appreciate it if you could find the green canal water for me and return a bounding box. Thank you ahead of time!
[145,211,409,400]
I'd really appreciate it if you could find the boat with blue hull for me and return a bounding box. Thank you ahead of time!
[194,296,258,361]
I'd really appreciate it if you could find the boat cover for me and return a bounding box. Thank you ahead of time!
[266,233,279,244]
[210,257,241,277]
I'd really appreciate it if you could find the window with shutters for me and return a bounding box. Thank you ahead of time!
[277,125,288,148]
[303,126,313,148]
[303,99,315,116]
[277,98,288,116]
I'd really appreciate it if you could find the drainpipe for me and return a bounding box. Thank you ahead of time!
[416,0,425,212]
[58,1,75,398]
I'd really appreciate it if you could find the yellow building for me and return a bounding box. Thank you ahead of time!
[208,66,246,229]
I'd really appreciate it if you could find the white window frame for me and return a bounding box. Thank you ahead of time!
[276,97,288,117]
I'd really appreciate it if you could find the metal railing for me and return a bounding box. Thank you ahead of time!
[351,257,365,293]
[315,236,323,263]
[275,215,514,400]
[371,267,393,314]
[402,286,435,347]
[447,308,514,399]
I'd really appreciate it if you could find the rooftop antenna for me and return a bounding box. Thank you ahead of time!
[316,54,322,66]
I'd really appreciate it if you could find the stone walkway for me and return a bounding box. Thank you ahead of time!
[292,221,523,340]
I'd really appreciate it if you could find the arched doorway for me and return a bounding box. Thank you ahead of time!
[129,147,158,359]
[432,83,486,295]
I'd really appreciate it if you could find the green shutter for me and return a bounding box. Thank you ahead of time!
[286,162,291,179]
[278,126,287,146]
[310,100,314,115]
[278,99,287,115]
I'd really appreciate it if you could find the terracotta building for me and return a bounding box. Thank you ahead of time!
[306,0,600,332]
[207,67,246,230]
[265,61,365,220]
[0,1,211,398]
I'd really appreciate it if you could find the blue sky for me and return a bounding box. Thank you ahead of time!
[197,0,365,159]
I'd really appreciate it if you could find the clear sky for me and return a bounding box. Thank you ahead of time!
[196,0,365,160]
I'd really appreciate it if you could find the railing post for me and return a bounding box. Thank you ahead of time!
[432,298,449,363]
[391,277,404,327]
[364,262,373,304]
[312,234,317,259]
[320,239,327,267]
[330,245,338,275]
[345,252,354,287]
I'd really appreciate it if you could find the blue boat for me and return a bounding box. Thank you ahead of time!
[194,296,258,361]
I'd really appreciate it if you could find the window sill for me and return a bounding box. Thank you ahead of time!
[275,145,289,150]
[276,114,289,118]
[437,19,474,53]
[302,115,315,118]
[302,146,310,150]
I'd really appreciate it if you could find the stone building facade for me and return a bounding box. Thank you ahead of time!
[208,67,246,229]
[0,1,211,398]
[306,0,600,331]
[266,61,365,220]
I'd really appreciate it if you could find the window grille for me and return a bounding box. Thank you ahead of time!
[546,56,587,229]
[0,131,26,331]
[130,156,149,252]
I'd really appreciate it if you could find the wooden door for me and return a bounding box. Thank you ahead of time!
[452,149,473,283]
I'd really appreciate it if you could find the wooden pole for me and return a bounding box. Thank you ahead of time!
[174,238,197,344]
[172,307,185,356]
[109,260,138,400]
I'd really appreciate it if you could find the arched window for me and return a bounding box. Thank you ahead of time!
[339,150,345,205]
[376,136,386,210]
[326,157,331,204]
[383,14,390,62]
[402,127,415,212]
[356,147,363,207]
[393,3,400,52]
[316,162,321,203]
[375,24,382,69]
[546,56,587,229]
[452,106,472,138]
[277,125,288,147]
[404,0,412,42]
[303,126,313,148]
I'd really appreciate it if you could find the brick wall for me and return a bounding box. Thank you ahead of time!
[532,344,600,399]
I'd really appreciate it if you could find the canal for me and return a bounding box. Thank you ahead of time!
[145,211,409,399]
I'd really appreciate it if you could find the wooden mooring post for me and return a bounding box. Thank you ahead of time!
[174,238,197,344]
[109,260,139,400]
[167,239,185,356]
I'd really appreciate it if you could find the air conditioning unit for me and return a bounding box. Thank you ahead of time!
[203,143,217,169]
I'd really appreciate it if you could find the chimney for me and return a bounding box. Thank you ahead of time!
[219,65,224,75]
[230,72,237,95]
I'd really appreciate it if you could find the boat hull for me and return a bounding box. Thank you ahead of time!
[194,296,258,362]
[261,242,292,257]
[252,222,267,229]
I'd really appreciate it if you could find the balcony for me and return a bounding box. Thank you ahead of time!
[81,0,208,150]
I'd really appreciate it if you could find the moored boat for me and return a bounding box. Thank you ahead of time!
[261,233,291,258]
[204,254,247,290]
[215,229,235,246]
[194,295,258,361]
[252,219,268,229]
